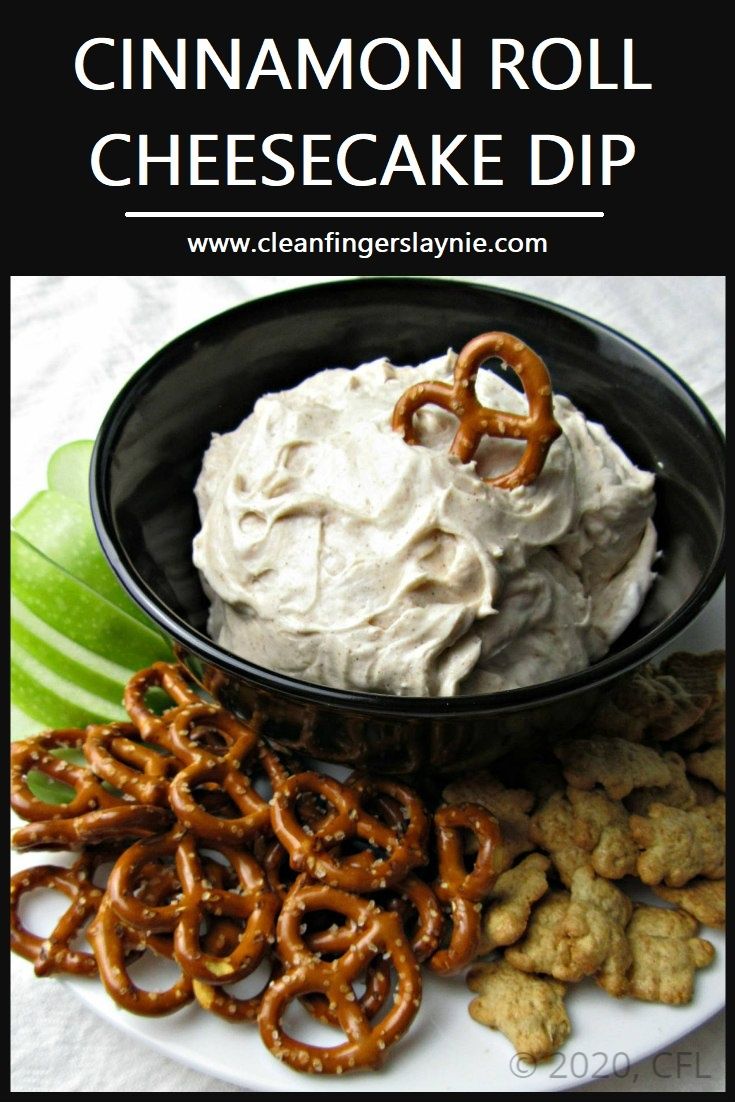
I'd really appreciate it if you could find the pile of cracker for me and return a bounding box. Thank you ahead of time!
[443,651,725,1063]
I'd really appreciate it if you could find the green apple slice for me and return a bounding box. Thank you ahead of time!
[25,770,77,805]
[10,531,171,669]
[46,439,94,505]
[10,594,135,704]
[11,639,129,727]
[10,703,44,741]
[12,489,153,626]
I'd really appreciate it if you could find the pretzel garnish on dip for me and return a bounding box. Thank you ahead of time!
[391,331,562,489]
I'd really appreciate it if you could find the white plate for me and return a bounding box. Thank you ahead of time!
[11,583,725,1092]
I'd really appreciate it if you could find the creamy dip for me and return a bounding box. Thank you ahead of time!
[193,353,657,696]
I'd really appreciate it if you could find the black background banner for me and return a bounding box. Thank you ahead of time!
[7,6,726,273]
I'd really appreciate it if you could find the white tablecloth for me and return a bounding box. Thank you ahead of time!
[10,276,725,1093]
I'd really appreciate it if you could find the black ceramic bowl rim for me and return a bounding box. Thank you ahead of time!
[91,277,726,719]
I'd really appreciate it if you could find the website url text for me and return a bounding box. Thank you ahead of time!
[186,230,548,260]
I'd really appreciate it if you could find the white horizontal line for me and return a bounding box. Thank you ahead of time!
[124,210,604,219]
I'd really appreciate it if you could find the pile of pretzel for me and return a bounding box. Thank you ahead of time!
[10,662,501,1076]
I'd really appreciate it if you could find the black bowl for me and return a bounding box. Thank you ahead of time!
[91,278,726,775]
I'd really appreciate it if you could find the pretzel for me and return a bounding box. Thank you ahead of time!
[105,825,279,988]
[10,676,501,1074]
[392,331,562,489]
[429,803,501,975]
[259,882,422,1074]
[83,722,179,806]
[171,760,272,843]
[378,875,445,963]
[303,956,392,1028]
[260,838,298,902]
[166,709,271,844]
[270,772,427,892]
[10,852,106,976]
[345,773,430,868]
[105,827,187,933]
[257,785,342,902]
[88,895,194,1016]
[275,876,392,1025]
[87,853,193,1015]
[173,833,280,984]
[91,850,235,1013]
[123,662,202,745]
[11,729,125,821]
[164,701,256,765]
[123,665,293,844]
[192,924,281,1022]
[11,804,173,852]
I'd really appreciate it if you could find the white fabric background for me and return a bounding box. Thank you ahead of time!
[10,275,725,1092]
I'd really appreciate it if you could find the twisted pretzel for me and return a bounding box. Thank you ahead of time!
[259,882,421,1074]
[270,772,427,893]
[276,876,392,1025]
[105,826,278,987]
[11,730,125,821]
[123,661,202,747]
[83,722,179,806]
[173,834,279,984]
[392,331,562,489]
[192,924,280,1022]
[377,875,444,963]
[166,706,270,844]
[10,852,106,976]
[429,803,501,975]
[88,895,194,1016]
[11,804,173,853]
[105,827,187,933]
[345,774,430,870]
[164,701,256,765]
